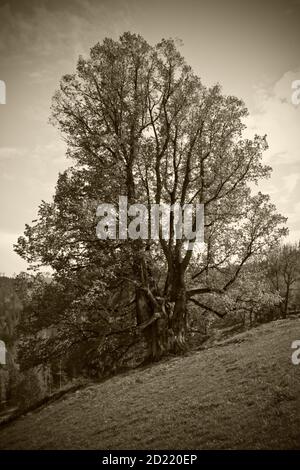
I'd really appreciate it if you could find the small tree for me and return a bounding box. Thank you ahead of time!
[266,243,300,317]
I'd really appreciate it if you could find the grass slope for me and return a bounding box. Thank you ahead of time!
[0,318,300,449]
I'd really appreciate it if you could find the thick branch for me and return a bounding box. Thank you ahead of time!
[189,297,226,318]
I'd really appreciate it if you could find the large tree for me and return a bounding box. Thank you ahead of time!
[15,33,287,363]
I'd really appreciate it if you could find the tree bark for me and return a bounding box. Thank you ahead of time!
[283,282,290,318]
[136,259,188,361]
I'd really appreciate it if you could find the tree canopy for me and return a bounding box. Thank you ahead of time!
[15,33,287,368]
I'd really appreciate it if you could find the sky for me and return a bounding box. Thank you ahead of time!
[0,0,299,275]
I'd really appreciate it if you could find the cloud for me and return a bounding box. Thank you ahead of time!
[245,68,300,165]
[0,142,68,232]
[245,68,300,242]
[0,0,132,69]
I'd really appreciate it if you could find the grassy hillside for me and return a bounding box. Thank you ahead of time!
[0,318,300,450]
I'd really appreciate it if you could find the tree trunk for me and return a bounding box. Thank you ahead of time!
[283,283,290,318]
[136,263,188,361]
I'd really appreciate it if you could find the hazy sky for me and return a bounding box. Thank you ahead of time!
[0,0,300,275]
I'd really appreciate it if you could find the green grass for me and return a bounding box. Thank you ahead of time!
[0,318,300,449]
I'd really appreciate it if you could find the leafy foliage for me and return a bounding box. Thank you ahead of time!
[14,33,287,370]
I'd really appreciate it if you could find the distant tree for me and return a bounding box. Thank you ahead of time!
[15,33,287,365]
[266,243,300,317]
[0,277,22,345]
[0,276,23,405]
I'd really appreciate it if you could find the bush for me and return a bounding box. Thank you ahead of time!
[13,368,47,410]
